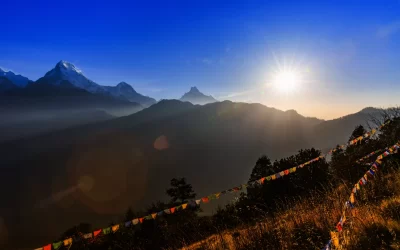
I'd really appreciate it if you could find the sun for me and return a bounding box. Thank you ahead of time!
[273,69,301,94]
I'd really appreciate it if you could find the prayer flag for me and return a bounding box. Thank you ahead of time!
[63,238,72,246]
[330,231,339,247]
[44,245,52,250]
[103,227,111,235]
[112,224,120,232]
[83,233,92,239]
[182,203,188,209]
[201,197,209,203]
[132,218,139,225]
[93,229,102,237]
[171,207,176,213]
[139,218,144,223]
[53,241,63,250]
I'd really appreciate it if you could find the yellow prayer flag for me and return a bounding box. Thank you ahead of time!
[112,224,120,232]
[271,175,276,180]
[182,203,188,209]
[350,193,355,203]
[330,231,339,247]
[63,238,72,246]
[151,213,157,219]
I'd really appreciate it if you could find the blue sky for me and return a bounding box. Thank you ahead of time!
[2,0,400,119]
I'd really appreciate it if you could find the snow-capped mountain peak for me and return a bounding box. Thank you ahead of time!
[42,60,105,93]
[56,60,83,74]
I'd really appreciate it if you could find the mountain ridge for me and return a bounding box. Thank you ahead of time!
[0,67,32,87]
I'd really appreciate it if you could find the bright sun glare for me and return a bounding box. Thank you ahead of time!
[273,69,301,94]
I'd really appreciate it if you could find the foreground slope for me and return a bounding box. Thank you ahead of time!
[0,100,322,248]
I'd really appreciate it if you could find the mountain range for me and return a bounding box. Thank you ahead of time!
[0,61,217,107]
[0,98,386,249]
[0,61,221,142]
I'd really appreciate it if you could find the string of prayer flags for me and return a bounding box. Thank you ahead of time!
[326,141,400,249]
[35,121,392,250]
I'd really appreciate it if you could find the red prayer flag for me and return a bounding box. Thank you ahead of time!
[202,197,209,203]
[93,229,102,237]
[284,170,289,175]
[139,218,144,223]
[170,207,176,213]
[44,244,52,250]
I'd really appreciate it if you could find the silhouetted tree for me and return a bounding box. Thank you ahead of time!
[166,177,196,203]
[349,125,367,142]
[248,155,273,182]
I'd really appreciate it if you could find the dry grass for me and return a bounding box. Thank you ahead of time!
[182,171,400,250]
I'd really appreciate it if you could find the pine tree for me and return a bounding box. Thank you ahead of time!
[166,178,196,203]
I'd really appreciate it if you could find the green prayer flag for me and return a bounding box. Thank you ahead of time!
[53,241,63,250]
[103,227,111,235]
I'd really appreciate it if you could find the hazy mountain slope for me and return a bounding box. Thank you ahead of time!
[312,107,383,150]
[180,87,217,105]
[0,76,18,92]
[0,80,143,142]
[0,100,324,249]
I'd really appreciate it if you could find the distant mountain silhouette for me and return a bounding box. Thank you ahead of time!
[180,86,217,105]
[104,82,156,107]
[312,107,383,150]
[35,61,156,106]
[0,67,32,87]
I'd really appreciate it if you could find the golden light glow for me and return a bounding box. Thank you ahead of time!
[272,69,301,94]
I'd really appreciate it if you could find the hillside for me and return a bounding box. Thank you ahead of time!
[0,101,392,249]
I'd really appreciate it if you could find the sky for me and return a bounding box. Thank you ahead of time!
[1,0,400,119]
